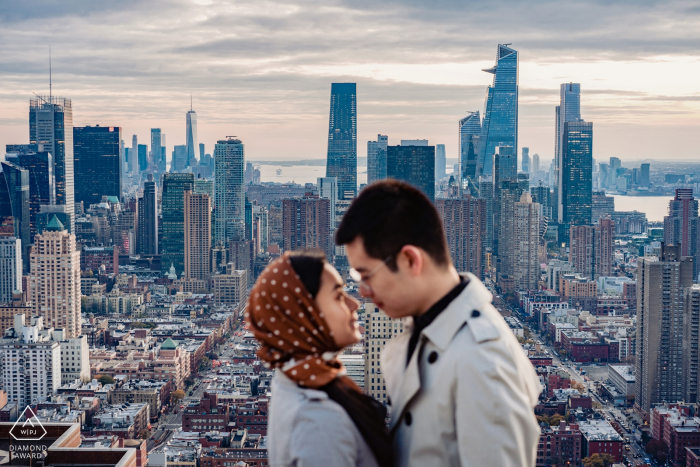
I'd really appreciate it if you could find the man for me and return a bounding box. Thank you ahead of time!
[336,180,542,467]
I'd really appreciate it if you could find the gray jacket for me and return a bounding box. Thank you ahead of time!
[268,370,380,467]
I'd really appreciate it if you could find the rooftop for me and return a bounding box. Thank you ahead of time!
[578,419,623,441]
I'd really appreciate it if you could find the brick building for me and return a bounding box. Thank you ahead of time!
[81,246,119,274]
[182,392,230,432]
[536,421,582,467]
[579,419,623,462]
[233,399,268,435]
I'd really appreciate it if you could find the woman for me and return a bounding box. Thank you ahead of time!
[246,251,394,467]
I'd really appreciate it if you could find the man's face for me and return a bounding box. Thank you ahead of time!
[345,237,417,319]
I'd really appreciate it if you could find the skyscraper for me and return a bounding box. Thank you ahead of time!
[555,83,581,168]
[171,145,187,172]
[367,135,388,184]
[186,105,198,168]
[161,173,194,277]
[640,163,650,188]
[138,144,148,172]
[478,44,518,176]
[29,96,74,232]
[496,179,524,279]
[386,144,435,202]
[664,189,698,258]
[635,244,693,416]
[326,83,357,199]
[514,192,540,291]
[8,151,54,239]
[521,147,529,173]
[559,120,593,232]
[73,125,122,207]
[683,285,700,403]
[492,146,517,267]
[0,162,30,263]
[459,111,481,194]
[214,138,245,244]
[137,173,158,255]
[283,196,332,259]
[435,144,446,181]
[569,225,595,279]
[29,215,81,338]
[184,186,211,281]
[131,135,138,174]
[0,237,22,303]
[435,196,485,279]
[594,217,614,278]
[151,128,162,169]
[317,177,337,230]
[478,176,494,253]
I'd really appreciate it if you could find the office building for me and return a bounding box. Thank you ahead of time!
[0,315,61,407]
[595,217,614,278]
[317,177,337,229]
[151,128,162,169]
[137,174,158,255]
[683,285,700,403]
[29,95,75,232]
[229,240,255,287]
[212,265,248,307]
[521,147,529,173]
[387,144,435,201]
[364,304,405,405]
[326,83,357,199]
[214,137,245,244]
[186,106,198,168]
[29,215,81,338]
[367,135,388,184]
[592,191,615,223]
[559,120,593,231]
[252,205,269,254]
[459,111,481,194]
[73,125,122,207]
[435,196,484,279]
[478,44,518,176]
[640,163,650,188]
[171,145,187,172]
[36,205,72,235]
[664,188,698,259]
[635,244,693,416]
[158,133,167,173]
[194,177,214,200]
[130,135,138,174]
[0,162,30,265]
[0,238,22,304]
[184,187,211,281]
[492,146,517,267]
[161,173,194,277]
[6,151,54,239]
[138,144,148,172]
[514,192,540,291]
[282,196,332,258]
[555,83,581,173]
[435,144,446,180]
[531,183,552,220]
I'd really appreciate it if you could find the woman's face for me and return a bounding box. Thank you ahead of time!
[315,262,361,348]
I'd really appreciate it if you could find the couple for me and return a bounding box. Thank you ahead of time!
[246,180,542,467]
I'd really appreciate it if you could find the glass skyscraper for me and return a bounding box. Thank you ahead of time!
[29,96,74,233]
[555,83,581,225]
[161,172,194,276]
[186,108,198,168]
[214,137,245,244]
[0,161,30,267]
[367,134,388,184]
[326,83,357,199]
[5,150,54,240]
[74,126,122,207]
[151,128,162,170]
[478,44,518,177]
[435,144,446,181]
[459,111,481,193]
[560,120,593,229]
[387,144,435,201]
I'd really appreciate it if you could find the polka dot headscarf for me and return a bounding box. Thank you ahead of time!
[245,252,345,389]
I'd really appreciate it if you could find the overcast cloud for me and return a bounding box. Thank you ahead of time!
[1,0,699,163]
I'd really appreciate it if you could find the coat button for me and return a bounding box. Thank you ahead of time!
[428,351,438,364]
[405,412,412,426]
[471,309,481,318]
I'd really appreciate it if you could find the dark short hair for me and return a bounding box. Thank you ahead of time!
[335,180,449,270]
[288,251,326,298]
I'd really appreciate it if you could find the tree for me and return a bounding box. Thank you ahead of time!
[571,381,585,394]
[582,453,615,467]
[536,414,566,426]
[97,374,115,385]
[198,356,210,371]
[645,439,669,460]
[139,429,151,439]
[171,389,185,405]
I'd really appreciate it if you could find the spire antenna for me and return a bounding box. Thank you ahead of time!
[49,46,52,102]
[190,94,192,111]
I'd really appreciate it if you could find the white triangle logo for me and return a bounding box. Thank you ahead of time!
[10,406,47,441]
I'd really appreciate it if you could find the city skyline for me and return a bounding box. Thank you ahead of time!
[1,1,699,163]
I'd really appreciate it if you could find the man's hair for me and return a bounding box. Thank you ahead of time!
[336,180,449,270]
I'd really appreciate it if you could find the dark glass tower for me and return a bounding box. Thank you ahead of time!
[138,173,158,255]
[560,120,593,231]
[29,96,74,232]
[138,144,148,172]
[326,83,357,199]
[478,44,518,177]
[0,162,30,269]
[459,111,481,194]
[5,151,54,239]
[161,172,194,276]
[386,144,435,201]
[74,125,122,207]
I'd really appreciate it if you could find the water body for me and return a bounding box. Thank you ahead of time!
[612,195,671,223]
[256,163,368,186]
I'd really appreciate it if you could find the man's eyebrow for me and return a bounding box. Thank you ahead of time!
[333,283,343,291]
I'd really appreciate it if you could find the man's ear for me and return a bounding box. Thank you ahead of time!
[398,245,423,277]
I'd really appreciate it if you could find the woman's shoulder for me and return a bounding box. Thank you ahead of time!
[272,372,352,420]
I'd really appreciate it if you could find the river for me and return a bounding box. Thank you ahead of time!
[612,195,670,223]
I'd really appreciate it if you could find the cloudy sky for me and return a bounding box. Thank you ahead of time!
[1,0,699,164]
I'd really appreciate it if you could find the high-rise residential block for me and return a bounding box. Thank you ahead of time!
[0,237,22,304]
[252,204,269,254]
[569,225,595,279]
[435,196,484,279]
[230,240,255,287]
[161,172,194,277]
[496,179,524,279]
[131,135,138,175]
[212,265,248,308]
[478,44,518,176]
[364,304,405,406]
[459,111,481,194]
[531,183,552,220]
[29,215,81,338]
[386,144,435,201]
[521,147,530,173]
[186,107,198,168]
[74,126,122,207]
[559,120,593,231]
[591,191,615,223]
[326,83,357,199]
[367,135,388,184]
[151,128,162,168]
[683,285,700,404]
[137,174,158,255]
[514,192,540,291]
[316,177,337,230]
[492,146,517,267]
[664,188,698,259]
[214,138,245,244]
[184,187,211,281]
[635,244,693,416]
[282,196,332,258]
[594,217,615,278]
[29,96,75,232]
[435,144,446,181]
[478,175,494,253]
